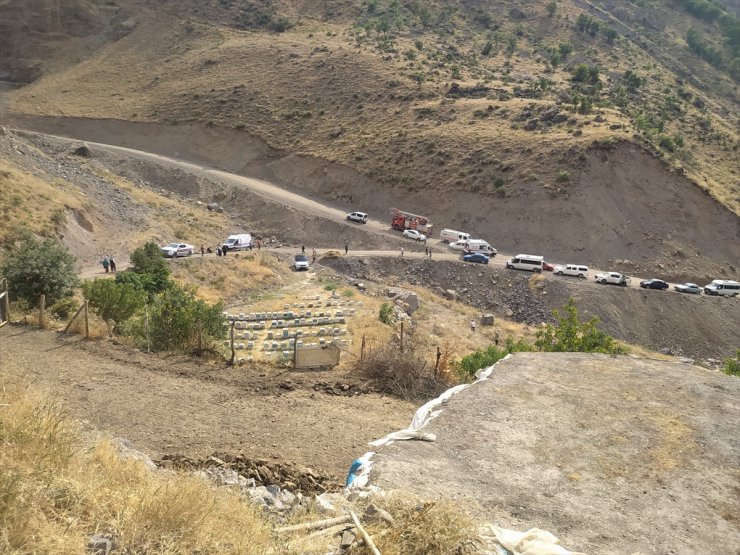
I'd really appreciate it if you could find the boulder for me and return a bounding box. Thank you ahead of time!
[87,535,112,555]
[206,202,224,213]
[72,144,92,157]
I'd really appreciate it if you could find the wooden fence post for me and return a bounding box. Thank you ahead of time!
[197,320,203,355]
[360,333,366,361]
[62,303,86,334]
[145,306,150,352]
[39,294,45,329]
[434,346,442,377]
[84,300,89,338]
[229,321,235,366]
[400,321,404,353]
[0,278,9,327]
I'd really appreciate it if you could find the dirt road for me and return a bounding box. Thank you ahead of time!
[0,325,415,479]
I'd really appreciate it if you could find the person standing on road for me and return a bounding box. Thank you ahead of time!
[109,257,117,273]
[345,244,348,255]
[429,249,432,259]
[222,245,228,256]
[400,247,404,257]
[471,320,477,333]
[101,256,110,274]
[217,246,222,257]
[312,249,317,263]
[302,245,305,254]
[200,244,205,258]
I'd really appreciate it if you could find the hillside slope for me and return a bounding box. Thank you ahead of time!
[1,0,738,270]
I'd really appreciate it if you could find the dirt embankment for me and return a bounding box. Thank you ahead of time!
[373,352,740,555]
[0,326,415,479]
[7,115,739,283]
[321,256,740,360]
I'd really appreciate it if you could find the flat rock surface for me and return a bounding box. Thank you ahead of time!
[372,353,740,554]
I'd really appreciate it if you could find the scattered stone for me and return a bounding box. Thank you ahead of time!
[112,437,157,471]
[72,144,92,157]
[659,347,673,356]
[363,503,396,526]
[481,314,495,326]
[87,535,112,555]
[206,202,224,212]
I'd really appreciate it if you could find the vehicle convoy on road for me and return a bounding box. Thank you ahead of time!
[161,243,194,257]
[390,208,433,236]
[346,211,368,224]
[555,264,589,278]
[222,233,252,251]
[595,272,631,286]
[542,261,554,272]
[640,279,670,290]
[704,279,740,296]
[506,254,544,272]
[675,283,702,294]
[449,239,496,255]
[463,252,490,264]
[440,229,470,243]
[402,229,427,241]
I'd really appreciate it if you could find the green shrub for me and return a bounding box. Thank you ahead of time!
[323,282,337,291]
[83,279,146,326]
[457,338,534,378]
[0,232,79,306]
[556,170,570,182]
[143,284,225,352]
[546,1,557,17]
[49,297,79,320]
[128,242,171,295]
[722,349,740,377]
[534,298,626,354]
[379,302,393,325]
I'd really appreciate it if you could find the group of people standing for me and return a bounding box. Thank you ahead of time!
[100,256,117,273]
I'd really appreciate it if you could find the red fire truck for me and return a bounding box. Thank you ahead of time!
[390,208,434,235]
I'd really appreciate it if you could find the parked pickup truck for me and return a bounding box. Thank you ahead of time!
[594,272,630,286]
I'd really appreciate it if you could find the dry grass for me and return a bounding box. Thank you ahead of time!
[0,375,276,555]
[0,161,84,244]
[169,253,282,303]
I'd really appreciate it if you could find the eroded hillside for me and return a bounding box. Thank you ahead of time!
[1,1,738,270]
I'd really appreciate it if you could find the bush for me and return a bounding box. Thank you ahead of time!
[457,338,534,378]
[379,302,393,325]
[49,297,79,320]
[546,1,557,17]
[556,170,570,182]
[722,349,740,377]
[128,242,171,295]
[535,298,626,354]
[83,279,146,326]
[0,232,79,306]
[143,284,225,352]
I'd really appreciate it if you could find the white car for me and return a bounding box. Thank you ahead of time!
[554,264,589,278]
[294,254,310,271]
[674,283,701,294]
[161,243,194,257]
[346,211,368,223]
[594,272,630,286]
[402,229,427,241]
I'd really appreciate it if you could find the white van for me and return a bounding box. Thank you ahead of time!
[506,254,544,272]
[463,239,497,256]
[554,264,589,278]
[704,279,740,297]
[440,229,471,244]
[222,233,252,251]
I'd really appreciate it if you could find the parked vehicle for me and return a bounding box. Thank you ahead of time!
[506,254,544,272]
[463,252,489,264]
[222,233,252,251]
[595,272,630,286]
[294,254,310,271]
[449,240,468,251]
[390,208,433,235]
[440,229,470,244]
[704,279,740,296]
[675,283,702,294]
[543,261,554,272]
[640,279,669,290]
[403,229,427,241]
[463,239,497,256]
[161,243,194,257]
[346,211,368,223]
[554,264,589,278]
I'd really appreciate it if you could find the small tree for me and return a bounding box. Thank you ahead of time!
[379,302,393,325]
[535,298,625,354]
[128,242,171,294]
[546,1,557,17]
[83,279,146,327]
[0,232,79,306]
[144,284,225,352]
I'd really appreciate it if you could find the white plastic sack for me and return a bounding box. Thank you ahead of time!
[486,525,587,555]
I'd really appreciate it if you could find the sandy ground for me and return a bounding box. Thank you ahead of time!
[372,352,740,555]
[0,325,415,480]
